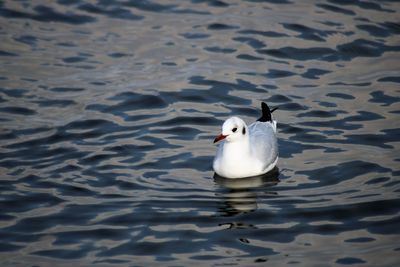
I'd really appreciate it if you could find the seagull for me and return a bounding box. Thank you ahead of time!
[213,102,278,178]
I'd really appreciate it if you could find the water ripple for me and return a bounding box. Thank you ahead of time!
[0,0,399,266]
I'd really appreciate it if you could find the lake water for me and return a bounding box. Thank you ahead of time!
[1,1,399,266]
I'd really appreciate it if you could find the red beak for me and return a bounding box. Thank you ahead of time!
[213,134,227,143]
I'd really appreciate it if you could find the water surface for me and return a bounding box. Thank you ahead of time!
[0,1,399,266]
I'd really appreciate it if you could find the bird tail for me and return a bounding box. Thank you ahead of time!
[257,102,278,123]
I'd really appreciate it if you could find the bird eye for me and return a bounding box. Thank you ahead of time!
[232,127,237,132]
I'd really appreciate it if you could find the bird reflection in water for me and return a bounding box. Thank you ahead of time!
[214,167,280,217]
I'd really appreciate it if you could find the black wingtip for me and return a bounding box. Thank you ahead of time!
[270,107,278,113]
[257,102,277,122]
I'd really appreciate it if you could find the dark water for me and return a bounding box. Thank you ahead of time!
[1,0,400,266]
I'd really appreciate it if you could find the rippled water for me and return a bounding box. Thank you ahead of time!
[1,1,400,266]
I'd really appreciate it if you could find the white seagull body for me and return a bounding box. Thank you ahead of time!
[213,102,278,179]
